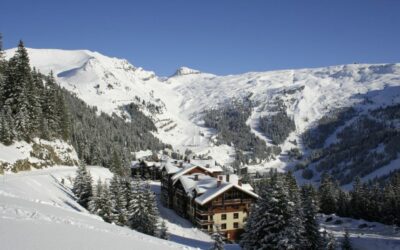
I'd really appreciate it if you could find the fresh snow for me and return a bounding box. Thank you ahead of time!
[319,214,400,250]
[7,48,400,177]
[0,166,200,250]
[0,138,79,167]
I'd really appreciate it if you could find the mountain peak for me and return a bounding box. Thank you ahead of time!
[172,66,201,77]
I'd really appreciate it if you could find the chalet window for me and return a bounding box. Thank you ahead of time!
[210,215,213,221]
[233,222,239,229]
[233,213,239,219]
[221,214,227,220]
[221,223,226,230]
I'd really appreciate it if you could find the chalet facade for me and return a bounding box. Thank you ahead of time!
[161,162,258,241]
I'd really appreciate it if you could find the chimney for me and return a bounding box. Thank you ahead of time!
[194,174,199,181]
[238,179,242,186]
[226,174,230,182]
[217,179,221,187]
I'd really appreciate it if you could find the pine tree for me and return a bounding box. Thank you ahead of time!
[301,184,322,250]
[0,107,14,145]
[109,174,128,225]
[142,181,159,236]
[321,229,336,250]
[210,225,224,250]
[43,72,60,138]
[128,175,147,231]
[58,95,70,141]
[158,220,169,240]
[88,178,104,214]
[72,165,93,209]
[97,182,114,223]
[319,173,338,214]
[341,228,353,250]
[0,33,6,107]
[4,41,33,141]
[336,189,350,217]
[350,176,365,219]
[241,174,303,250]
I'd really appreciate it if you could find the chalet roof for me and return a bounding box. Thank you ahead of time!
[176,173,258,205]
[178,174,215,197]
[171,165,222,181]
[195,183,258,206]
[161,161,181,174]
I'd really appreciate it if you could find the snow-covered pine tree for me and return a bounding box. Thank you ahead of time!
[336,189,350,217]
[241,173,304,250]
[210,225,224,250]
[110,150,124,176]
[109,174,128,226]
[284,171,306,248]
[341,228,353,250]
[120,177,134,217]
[128,175,148,232]
[319,173,338,214]
[0,107,14,145]
[97,181,114,223]
[142,181,159,236]
[56,92,70,141]
[0,33,5,107]
[158,220,169,240]
[72,165,93,209]
[88,178,104,214]
[43,72,60,138]
[4,41,33,141]
[321,229,336,250]
[301,184,322,250]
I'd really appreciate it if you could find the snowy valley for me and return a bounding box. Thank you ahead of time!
[1,46,400,250]
[5,48,400,184]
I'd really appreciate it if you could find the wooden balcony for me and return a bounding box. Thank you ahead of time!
[195,217,214,225]
[195,209,211,216]
[212,198,253,206]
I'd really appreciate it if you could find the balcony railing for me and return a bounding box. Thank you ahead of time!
[195,209,211,215]
[195,218,214,225]
[212,198,252,206]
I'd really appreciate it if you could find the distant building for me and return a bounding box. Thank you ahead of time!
[131,160,162,180]
[160,161,258,241]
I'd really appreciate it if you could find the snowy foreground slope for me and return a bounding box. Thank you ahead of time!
[5,48,400,178]
[0,166,197,250]
[0,166,399,249]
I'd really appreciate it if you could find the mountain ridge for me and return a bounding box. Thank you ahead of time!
[5,47,400,185]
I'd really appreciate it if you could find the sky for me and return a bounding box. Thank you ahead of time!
[1,0,400,76]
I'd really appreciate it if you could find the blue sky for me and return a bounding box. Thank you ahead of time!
[1,0,399,76]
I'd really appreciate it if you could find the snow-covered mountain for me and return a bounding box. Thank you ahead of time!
[6,48,400,184]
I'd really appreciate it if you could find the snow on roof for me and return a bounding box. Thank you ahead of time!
[161,161,181,174]
[171,164,222,181]
[176,173,258,205]
[195,183,258,206]
[178,174,215,197]
[190,159,216,168]
[241,183,254,192]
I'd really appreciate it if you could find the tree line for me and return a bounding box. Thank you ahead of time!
[0,39,70,144]
[72,165,168,239]
[241,170,343,250]
[318,173,400,227]
[0,36,165,168]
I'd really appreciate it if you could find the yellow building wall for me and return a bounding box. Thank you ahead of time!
[210,211,247,231]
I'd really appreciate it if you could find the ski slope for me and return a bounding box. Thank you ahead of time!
[0,166,200,250]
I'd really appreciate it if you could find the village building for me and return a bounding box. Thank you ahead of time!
[160,161,258,241]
